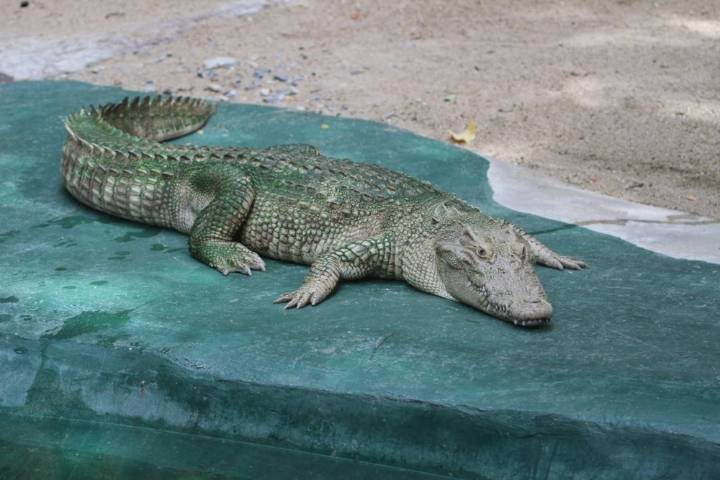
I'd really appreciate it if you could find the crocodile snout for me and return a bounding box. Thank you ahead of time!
[509,298,553,328]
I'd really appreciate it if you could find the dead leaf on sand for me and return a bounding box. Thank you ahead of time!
[449,120,477,144]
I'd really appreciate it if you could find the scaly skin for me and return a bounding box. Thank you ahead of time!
[61,96,585,327]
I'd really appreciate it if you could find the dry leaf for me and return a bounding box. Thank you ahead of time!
[449,120,477,144]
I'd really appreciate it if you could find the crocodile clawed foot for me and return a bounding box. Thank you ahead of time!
[557,256,586,270]
[539,253,586,271]
[192,239,266,277]
[216,252,266,276]
[274,283,332,310]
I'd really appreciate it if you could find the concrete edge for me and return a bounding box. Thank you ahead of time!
[486,158,720,265]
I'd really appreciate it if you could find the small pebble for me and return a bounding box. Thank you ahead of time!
[203,56,236,70]
[206,84,223,93]
[254,68,270,79]
[197,69,219,80]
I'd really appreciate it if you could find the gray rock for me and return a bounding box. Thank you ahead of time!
[197,69,219,80]
[253,68,270,80]
[203,57,237,70]
[142,80,156,92]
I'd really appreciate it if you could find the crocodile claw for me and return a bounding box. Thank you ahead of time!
[539,254,586,271]
[213,252,265,276]
[557,256,586,270]
[274,284,332,310]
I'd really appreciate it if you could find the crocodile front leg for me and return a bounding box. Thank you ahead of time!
[513,226,586,270]
[183,166,265,276]
[274,238,391,309]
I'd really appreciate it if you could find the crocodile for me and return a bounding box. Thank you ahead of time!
[61,96,585,327]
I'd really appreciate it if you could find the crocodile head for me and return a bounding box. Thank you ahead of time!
[434,219,552,327]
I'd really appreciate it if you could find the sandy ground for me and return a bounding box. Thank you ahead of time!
[2,0,718,218]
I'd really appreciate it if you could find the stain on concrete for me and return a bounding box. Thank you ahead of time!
[33,215,105,229]
[108,250,131,261]
[96,333,130,347]
[114,228,160,243]
[42,309,133,340]
[0,230,18,244]
[53,239,77,248]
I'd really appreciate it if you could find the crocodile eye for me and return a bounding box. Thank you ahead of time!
[475,246,488,258]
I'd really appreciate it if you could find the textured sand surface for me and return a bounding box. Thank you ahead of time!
[1,0,718,218]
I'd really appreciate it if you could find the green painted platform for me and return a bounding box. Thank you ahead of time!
[0,81,718,479]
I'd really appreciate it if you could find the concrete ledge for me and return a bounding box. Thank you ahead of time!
[1,81,719,479]
[488,159,720,264]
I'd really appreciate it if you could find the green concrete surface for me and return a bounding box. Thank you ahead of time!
[0,81,718,479]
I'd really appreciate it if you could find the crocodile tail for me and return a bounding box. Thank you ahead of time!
[97,95,217,142]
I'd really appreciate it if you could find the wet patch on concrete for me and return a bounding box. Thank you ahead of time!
[107,251,131,261]
[33,215,105,230]
[151,243,168,252]
[41,310,133,340]
[53,239,77,248]
[114,228,161,243]
[0,230,18,244]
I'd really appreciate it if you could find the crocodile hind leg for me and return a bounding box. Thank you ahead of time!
[513,226,586,270]
[274,238,391,309]
[183,166,265,276]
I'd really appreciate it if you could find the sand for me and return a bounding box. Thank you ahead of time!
[2,0,718,218]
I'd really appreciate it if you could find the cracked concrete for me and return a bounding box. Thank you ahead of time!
[488,158,720,264]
